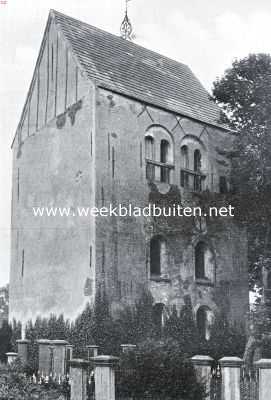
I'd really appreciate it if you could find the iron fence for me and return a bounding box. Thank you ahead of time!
[87,366,95,400]
[240,366,258,400]
[210,362,222,400]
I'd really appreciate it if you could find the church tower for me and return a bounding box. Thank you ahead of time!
[9,10,249,336]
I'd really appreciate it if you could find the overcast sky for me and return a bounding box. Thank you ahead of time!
[1,0,271,286]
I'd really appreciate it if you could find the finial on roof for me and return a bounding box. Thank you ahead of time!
[120,0,134,40]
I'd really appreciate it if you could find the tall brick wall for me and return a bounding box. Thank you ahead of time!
[95,88,248,324]
[9,17,96,324]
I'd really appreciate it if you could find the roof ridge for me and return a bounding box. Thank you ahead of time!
[49,9,230,131]
[50,9,226,128]
[11,8,230,149]
[50,9,192,73]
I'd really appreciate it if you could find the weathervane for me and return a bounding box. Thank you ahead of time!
[120,0,134,40]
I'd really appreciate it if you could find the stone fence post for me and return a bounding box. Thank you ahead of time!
[69,359,90,400]
[6,352,18,365]
[50,340,69,376]
[37,339,52,375]
[37,339,72,376]
[120,344,137,353]
[87,345,99,359]
[219,357,243,400]
[16,339,30,366]
[65,344,74,374]
[254,358,271,400]
[191,355,214,400]
[92,355,119,400]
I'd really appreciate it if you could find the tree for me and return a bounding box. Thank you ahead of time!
[164,295,198,354]
[70,303,94,358]
[91,288,120,354]
[212,53,271,290]
[0,320,12,362]
[133,289,156,341]
[10,319,22,351]
[208,312,246,360]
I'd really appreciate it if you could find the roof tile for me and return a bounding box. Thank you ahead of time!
[52,10,228,130]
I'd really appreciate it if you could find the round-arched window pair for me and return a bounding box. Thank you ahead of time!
[145,127,173,184]
[180,136,206,191]
[180,145,201,171]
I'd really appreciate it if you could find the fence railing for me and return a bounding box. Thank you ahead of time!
[240,366,258,400]
[6,338,271,400]
[210,363,222,400]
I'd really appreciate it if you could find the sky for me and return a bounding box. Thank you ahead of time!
[1,0,271,286]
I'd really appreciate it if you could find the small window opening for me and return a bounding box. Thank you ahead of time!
[195,242,206,279]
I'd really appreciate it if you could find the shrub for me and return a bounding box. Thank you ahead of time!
[195,312,247,360]
[10,291,247,367]
[116,339,205,400]
[164,295,199,355]
[0,358,66,400]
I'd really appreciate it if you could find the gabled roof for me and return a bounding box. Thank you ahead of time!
[51,10,228,130]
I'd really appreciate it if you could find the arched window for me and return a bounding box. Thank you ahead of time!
[195,242,206,279]
[160,140,170,163]
[145,136,154,160]
[153,303,165,335]
[181,145,189,169]
[180,136,206,192]
[150,236,166,277]
[145,136,155,180]
[145,127,173,184]
[196,306,212,340]
[194,149,201,172]
[180,145,189,188]
[160,140,170,183]
[150,237,161,276]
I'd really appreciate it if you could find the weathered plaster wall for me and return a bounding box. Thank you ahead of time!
[95,88,248,324]
[9,19,95,324]
[10,93,95,324]
[18,18,86,143]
